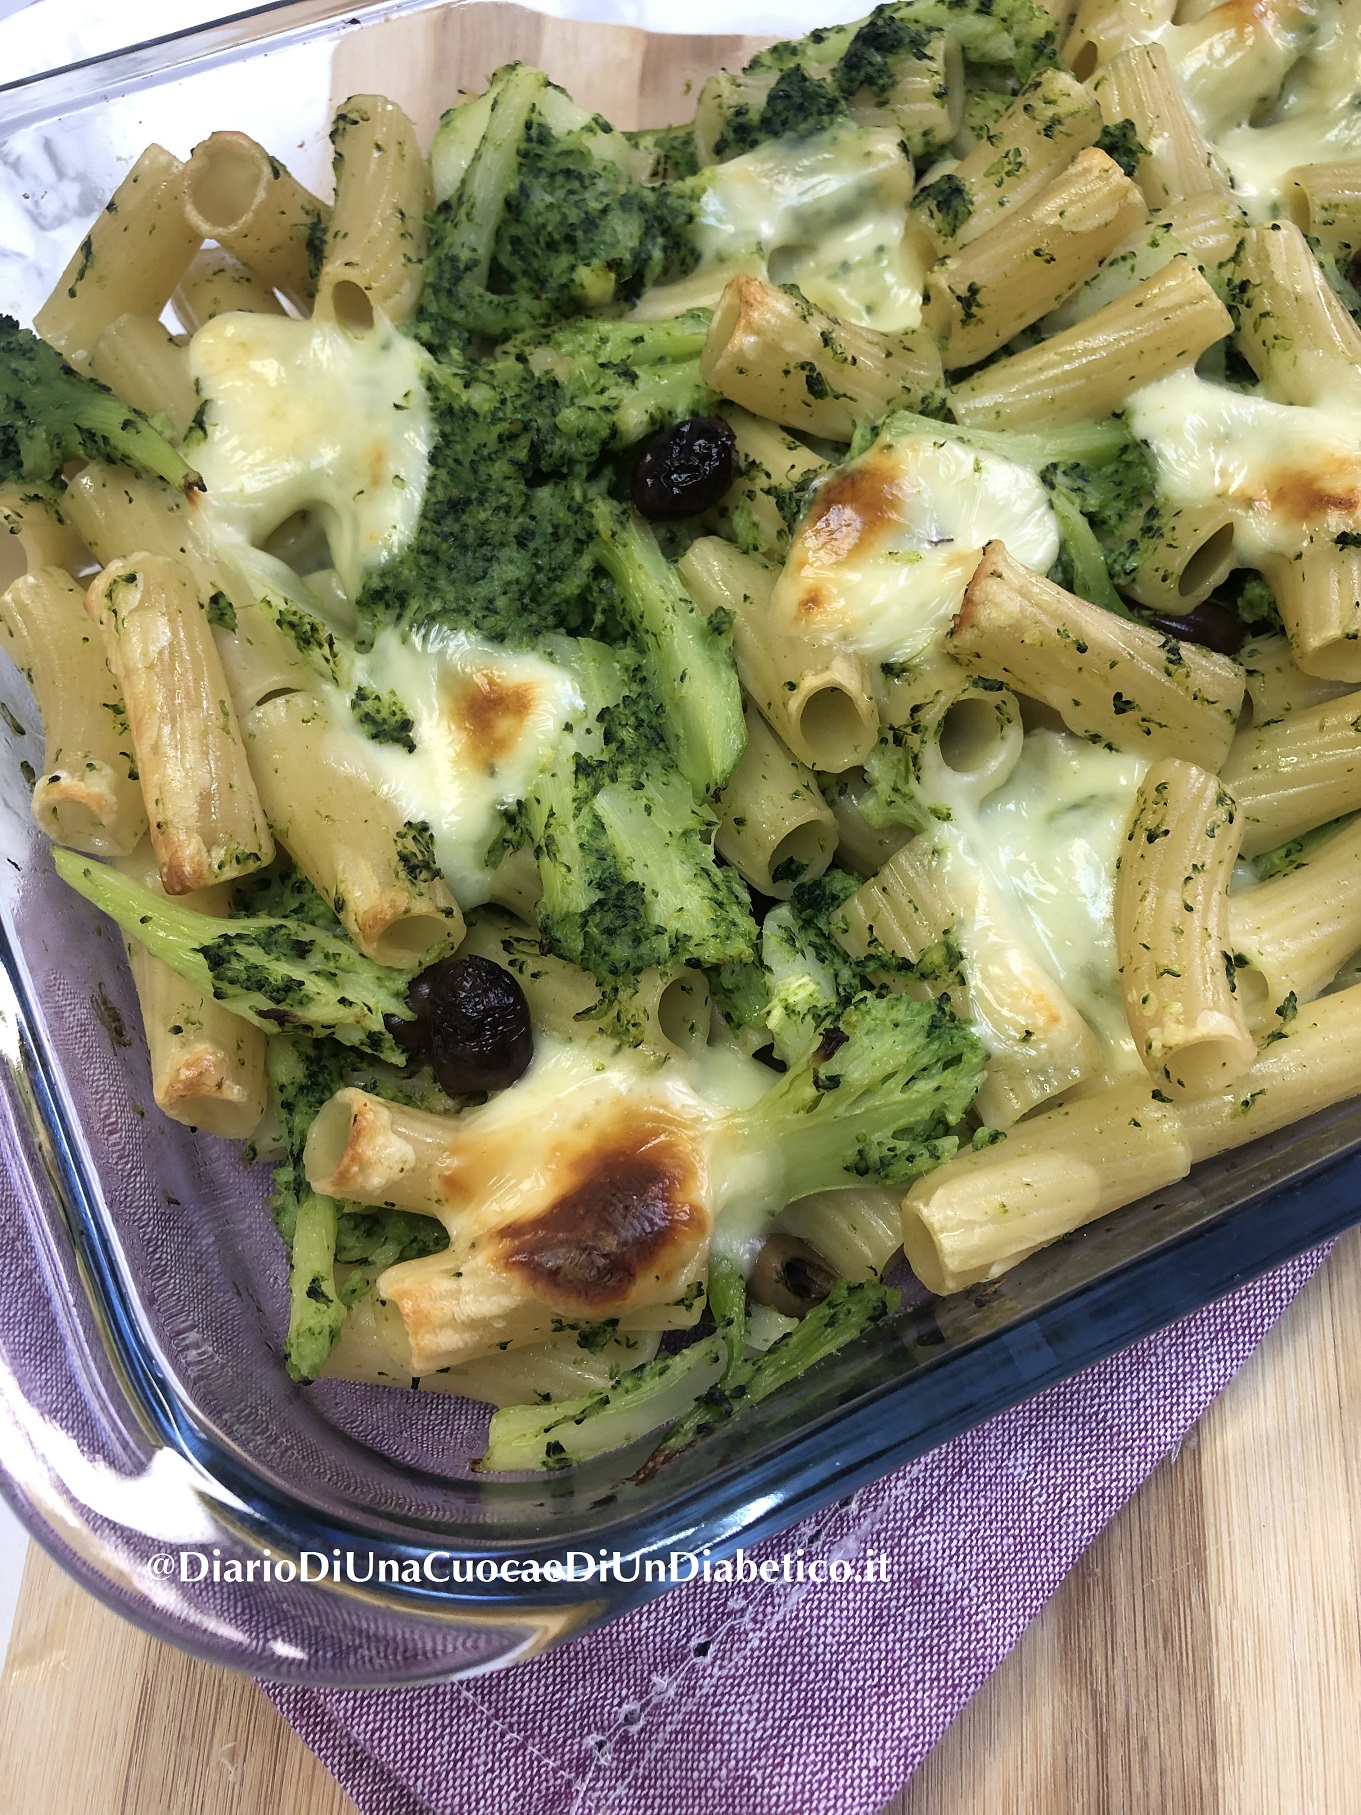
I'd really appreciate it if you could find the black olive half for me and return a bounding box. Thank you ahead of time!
[748,1235,838,1320]
[632,416,737,521]
[1149,599,1244,657]
[390,954,533,1096]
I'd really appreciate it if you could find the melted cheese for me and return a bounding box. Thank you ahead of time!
[189,312,433,597]
[773,432,1060,664]
[321,627,577,907]
[1126,370,1361,564]
[633,124,927,331]
[964,732,1149,1072]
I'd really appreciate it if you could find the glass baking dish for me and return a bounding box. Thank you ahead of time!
[0,0,1359,1687]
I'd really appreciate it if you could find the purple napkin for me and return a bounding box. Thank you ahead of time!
[265,1249,1325,1815]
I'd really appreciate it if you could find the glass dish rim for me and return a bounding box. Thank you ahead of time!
[0,0,1359,1687]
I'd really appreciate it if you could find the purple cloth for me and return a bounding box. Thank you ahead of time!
[264,1250,1325,1815]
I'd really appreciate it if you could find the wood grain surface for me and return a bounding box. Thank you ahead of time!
[1,1227,1356,1814]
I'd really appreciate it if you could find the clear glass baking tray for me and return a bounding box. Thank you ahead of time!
[0,0,1358,1686]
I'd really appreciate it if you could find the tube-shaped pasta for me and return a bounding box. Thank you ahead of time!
[243,687,463,968]
[716,707,837,898]
[1232,222,1361,410]
[1176,980,1361,1163]
[1092,44,1232,208]
[1258,538,1361,684]
[1229,817,1361,1014]
[88,315,198,439]
[1172,0,1320,142]
[59,464,317,714]
[1240,634,1353,728]
[172,247,285,331]
[1121,501,1237,613]
[900,1079,1190,1295]
[821,772,912,878]
[910,68,1103,251]
[676,538,879,773]
[0,568,146,856]
[705,407,829,557]
[1115,759,1254,1097]
[700,276,943,442]
[927,149,1148,369]
[112,845,267,1139]
[1064,0,1176,80]
[1222,689,1361,856]
[182,132,329,312]
[313,97,431,330]
[775,1186,903,1282]
[950,258,1232,429]
[35,146,202,374]
[86,555,273,893]
[1284,160,1361,268]
[0,486,89,578]
[952,542,1246,768]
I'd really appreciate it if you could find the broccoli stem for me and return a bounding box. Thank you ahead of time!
[706,1249,748,1390]
[54,850,414,1063]
[881,408,1129,471]
[589,500,746,799]
[442,64,546,291]
[644,1279,898,1469]
[285,1191,348,1382]
[477,1334,726,1472]
[0,315,200,493]
[1047,483,1131,617]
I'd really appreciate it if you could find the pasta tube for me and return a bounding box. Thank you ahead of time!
[910,68,1103,251]
[0,567,146,856]
[676,538,878,773]
[706,407,828,557]
[1091,44,1232,208]
[716,707,837,898]
[900,1079,1191,1295]
[1229,818,1361,1016]
[950,259,1232,430]
[35,145,202,374]
[1240,634,1353,727]
[927,149,1147,369]
[113,845,267,1140]
[172,247,285,331]
[86,555,274,893]
[1177,981,1361,1163]
[88,315,198,440]
[1114,759,1255,1098]
[1232,222,1361,410]
[1222,689,1361,856]
[700,276,943,442]
[1258,538,1361,685]
[183,132,329,311]
[0,486,89,580]
[314,97,431,329]
[952,542,1246,768]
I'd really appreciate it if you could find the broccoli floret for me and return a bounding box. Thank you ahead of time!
[357,314,712,647]
[417,64,696,352]
[1042,437,1162,588]
[524,638,757,980]
[723,987,985,1195]
[230,858,343,931]
[714,1,1059,162]
[54,850,418,1063]
[0,315,200,493]
[643,1277,899,1470]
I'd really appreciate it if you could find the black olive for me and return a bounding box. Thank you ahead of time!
[748,1235,838,1319]
[1149,599,1245,657]
[631,416,737,521]
[397,954,533,1095]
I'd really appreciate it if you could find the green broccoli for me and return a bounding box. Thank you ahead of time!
[0,315,200,493]
[356,313,712,648]
[588,500,745,799]
[418,64,696,352]
[713,1,1060,161]
[524,638,757,980]
[54,849,418,1063]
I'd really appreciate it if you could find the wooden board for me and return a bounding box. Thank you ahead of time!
[1,1227,1356,1813]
